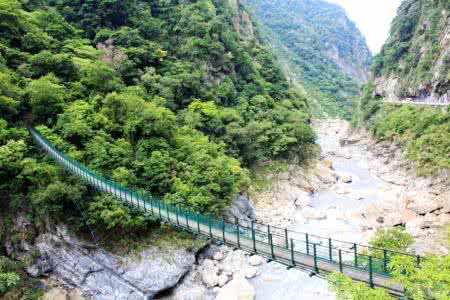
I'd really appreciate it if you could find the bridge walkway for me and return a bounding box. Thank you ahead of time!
[29,127,418,295]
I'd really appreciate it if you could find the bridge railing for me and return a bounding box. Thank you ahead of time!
[29,127,421,290]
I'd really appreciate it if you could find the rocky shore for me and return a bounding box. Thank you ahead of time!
[252,119,449,255]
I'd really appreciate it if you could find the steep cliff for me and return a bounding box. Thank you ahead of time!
[353,0,450,176]
[244,0,372,118]
[372,0,450,104]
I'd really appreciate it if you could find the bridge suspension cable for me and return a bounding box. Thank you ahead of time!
[29,127,421,295]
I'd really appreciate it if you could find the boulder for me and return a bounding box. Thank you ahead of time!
[201,259,220,287]
[314,164,337,184]
[401,208,417,223]
[244,266,258,279]
[377,189,406,211]
[225,194,256,225]
[405,191,441,215]
[322,159,334,170]
[405,218,425,237]
[218,274,229,287]
[340,174,352,183]
[302,207,326,220]
[215,275,255,300]
[202,269,220,288]
[219,250,247,274]
[291,177,315,193]
[383,213,403,227]
[213,250,225,261]
[248,255,264,266]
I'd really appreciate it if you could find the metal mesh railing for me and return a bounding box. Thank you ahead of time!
[28,127,420,291]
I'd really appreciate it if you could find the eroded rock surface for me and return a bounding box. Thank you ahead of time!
[31,226,198,300]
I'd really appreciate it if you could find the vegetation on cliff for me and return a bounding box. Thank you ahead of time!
[0,1,315,295]
[372,0,449,100]
[353,84,449,175]
[245,0,372,118]
[353,0,450,176]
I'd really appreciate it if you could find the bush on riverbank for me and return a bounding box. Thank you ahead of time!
[328,228,450,300]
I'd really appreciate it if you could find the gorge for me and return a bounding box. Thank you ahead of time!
[0,0,448,299]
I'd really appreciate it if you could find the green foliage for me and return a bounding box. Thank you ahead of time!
[389,254,450,300]
[0,0,315,238]
[329,228,450,300]
[87,194,147,232]
[0,272,20,294]
[372,0,449,91]
[328,272,394,300]
[26,74,67,124]
[369,227,414,253]
[246,0,372,118]
[0,257,42,299]
[353,83,450,176]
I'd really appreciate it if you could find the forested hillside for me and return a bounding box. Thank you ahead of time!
[372,0,449,104]
[245,0,372,118]
[353,0,450,176]
[0,0,316,295]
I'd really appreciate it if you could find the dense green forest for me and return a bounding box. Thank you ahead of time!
[245,0,372,118]
[0,0,316,295]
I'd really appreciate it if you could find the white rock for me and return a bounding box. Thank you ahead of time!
[302,207,327,220]
[248,255,264,266]
[405,218,425,237]
[201,259,220,287]
[218,274,229,287]
[215,275,255,300]
[438,191,450,213]
[382,213,401,226]
[340,174,352,183]
[213,250,225,261]
[244,266,258,279]
[405,191,441,215]
[172,285,210,300]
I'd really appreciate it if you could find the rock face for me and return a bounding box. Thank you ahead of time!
[225,193,257,225]
[31,226,198,300]
[405,191,442,215]
[373,0,450,105]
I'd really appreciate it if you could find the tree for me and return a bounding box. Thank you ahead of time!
[26,74,66,124]
[389,254,450,300]
[87,194,146,232]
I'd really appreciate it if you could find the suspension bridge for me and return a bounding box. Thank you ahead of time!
[29,127,421,296]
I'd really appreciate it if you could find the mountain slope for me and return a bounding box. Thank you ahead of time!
[372,0,450,104]
[245,0,372,118]
[354,0,450,176]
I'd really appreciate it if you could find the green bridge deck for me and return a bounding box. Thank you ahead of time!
[29,127,420,295]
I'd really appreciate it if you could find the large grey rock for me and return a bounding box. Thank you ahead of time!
[225,194,256,225]
[33,227,198,300]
